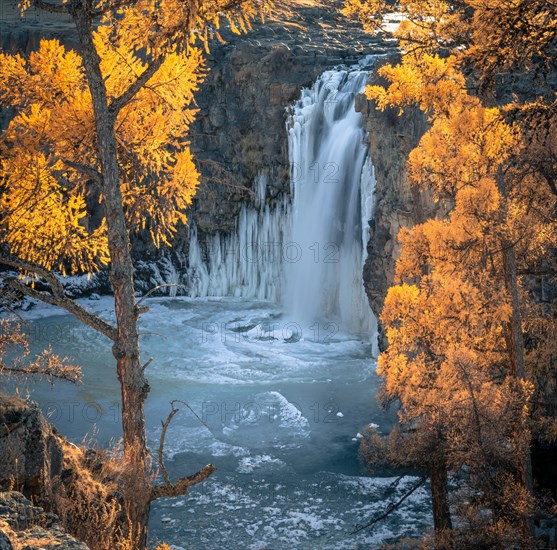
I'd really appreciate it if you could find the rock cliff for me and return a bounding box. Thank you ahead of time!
[0,1,420,320]
[0,395,64,500]
[0,394,123,550]
[0,395,91,549]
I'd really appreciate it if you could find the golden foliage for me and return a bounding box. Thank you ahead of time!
[367,54,466,117]
[346,0,557,535]
[342,0,386,33]
[0,35,202,272]
[1,0,274,275]
[344,0,556,86]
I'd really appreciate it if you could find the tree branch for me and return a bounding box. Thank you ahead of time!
[136,284,186,306]
[351,476,428,534]
[0,255,117,341]
[157,401,178,486]
[7,279,117,341]
[109,56,165,116]
[61,159,103,184]
[150,463,217,501]
[151,399,216,501]
[0,360,81,384]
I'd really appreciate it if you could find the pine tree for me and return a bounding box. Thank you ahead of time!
[345,0,557,545]
[0,1,273,547]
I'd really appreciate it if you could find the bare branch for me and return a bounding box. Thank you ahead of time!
[7,279,117,341]
[157,401,178,486]
[0,254,65,294]
[151,399,216,501]
[351,476,427,534]
[109,56,165,116]
[136,284,186,306]
[150,463,217,501]
[0,255,117,341]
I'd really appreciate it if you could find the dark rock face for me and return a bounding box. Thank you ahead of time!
[176,1,394,242]
[0,395,64,500]
[0,0,390,233]
[0,491,89,550]
[0,2,417,317]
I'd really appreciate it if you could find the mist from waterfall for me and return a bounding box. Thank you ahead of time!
[187,65,376,336]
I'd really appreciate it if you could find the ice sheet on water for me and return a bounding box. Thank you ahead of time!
[237,455,287,474]
[16,296,373,386]
[137,297,374,385]
[146,391,311,461]
[16,296,416,550]
[148,422,251,461]
[221,390,310,449]
[151,471,432,549]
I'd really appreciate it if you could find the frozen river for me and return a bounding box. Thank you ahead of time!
[17,296,431,549]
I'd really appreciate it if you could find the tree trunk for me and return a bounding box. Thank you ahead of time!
[497,166,535,546]
[72,4,150,547]
[429,454,452,548]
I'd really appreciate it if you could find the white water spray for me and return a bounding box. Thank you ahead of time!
[187,65,376,335]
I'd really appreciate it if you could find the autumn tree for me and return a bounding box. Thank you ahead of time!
[0,0,273,547]
[363,94,554,544]
[344,0,557,546]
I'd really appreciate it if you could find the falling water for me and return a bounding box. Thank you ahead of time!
[187,65,376,336]
[284,68,376,335]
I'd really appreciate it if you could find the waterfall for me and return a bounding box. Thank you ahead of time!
[187,65,376,336]
[284,68,376,335]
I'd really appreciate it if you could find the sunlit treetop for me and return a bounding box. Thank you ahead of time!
[0,0,274,274]
[342,0,556,84]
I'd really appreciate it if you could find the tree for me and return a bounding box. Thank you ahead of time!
[0,0,273,547]
[344,0,557,545]
[372,99,551,543]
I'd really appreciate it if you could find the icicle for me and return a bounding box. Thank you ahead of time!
[187,64,377,336]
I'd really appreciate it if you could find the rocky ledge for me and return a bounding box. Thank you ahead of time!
[0,492,89,550]
[0,394,120,550]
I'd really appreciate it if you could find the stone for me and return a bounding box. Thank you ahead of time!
[0,530,14,550]
[0,396,64,500]
[0,492,89,550]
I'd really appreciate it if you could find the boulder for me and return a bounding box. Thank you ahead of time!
[0,395,64,500]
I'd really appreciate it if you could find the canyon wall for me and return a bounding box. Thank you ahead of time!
[0,2,427,324]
